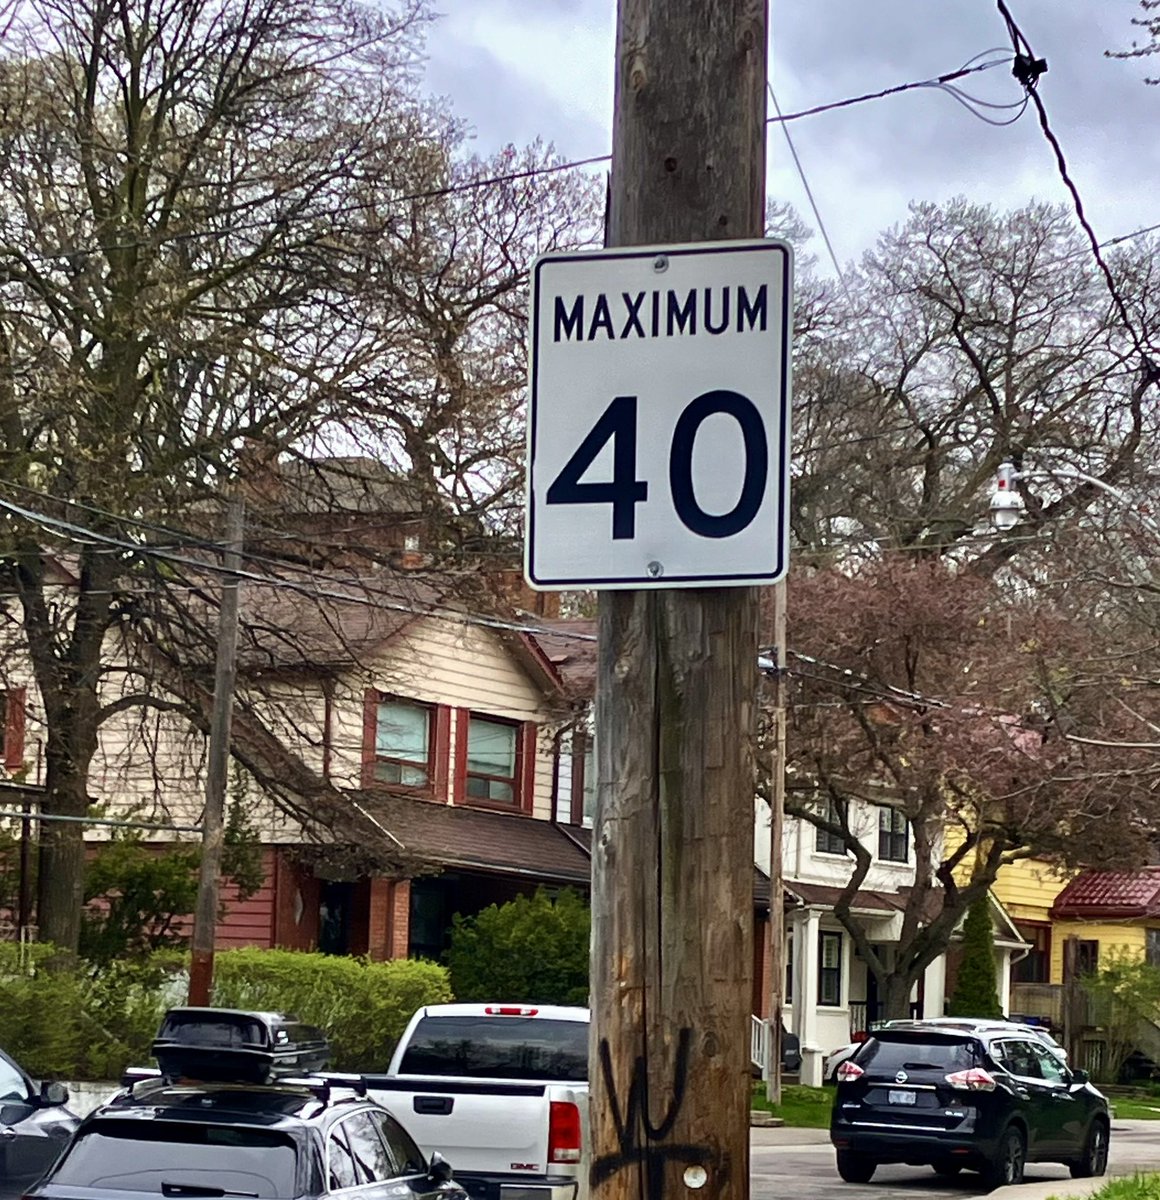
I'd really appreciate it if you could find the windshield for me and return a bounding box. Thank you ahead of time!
[52,1122,298,1197]
[859,1037,977,1074]
[397,1016,588,1081]
[0,1055,28,1103]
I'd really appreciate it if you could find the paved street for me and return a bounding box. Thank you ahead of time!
[751,1121,1160,1200]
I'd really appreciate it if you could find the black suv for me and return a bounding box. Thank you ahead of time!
[830,1023,1109,1189]
[25,1009,467,1200]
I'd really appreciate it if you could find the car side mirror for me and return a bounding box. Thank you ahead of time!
[1069,1069,1089,1086]
[38,1081,69,1107]
[427,1152,453,1185]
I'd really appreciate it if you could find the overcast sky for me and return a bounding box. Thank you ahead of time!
[422,0,1160,271]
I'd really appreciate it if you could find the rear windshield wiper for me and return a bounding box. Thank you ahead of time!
[900,1062,947,1071]
[161,1184,259,1197]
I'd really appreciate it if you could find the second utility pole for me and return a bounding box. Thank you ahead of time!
[188,494,244,1007]
[589,5,768,1200]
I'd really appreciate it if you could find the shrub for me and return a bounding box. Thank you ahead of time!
[0,944,182,1080]
[211,948,452,1070]
[446,888,590,1006]
[947,894,1003,1019]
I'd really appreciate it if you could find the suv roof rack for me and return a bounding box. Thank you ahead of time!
[149,1008,330,1085]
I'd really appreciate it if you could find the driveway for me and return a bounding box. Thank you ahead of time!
[750,1121,1160,1200]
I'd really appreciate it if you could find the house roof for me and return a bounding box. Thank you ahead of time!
[527,619,598,695]
[786,881,904,914]
[1050,868,1160,920]
[356,800,594,884]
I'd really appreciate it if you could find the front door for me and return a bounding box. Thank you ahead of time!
[319,881,354,955]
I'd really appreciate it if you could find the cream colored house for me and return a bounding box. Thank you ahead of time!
[1,569,600,958]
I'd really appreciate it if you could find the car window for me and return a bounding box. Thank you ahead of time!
[341,1112,394,1184]
[1031,1042,1067,1084]
[397,1016,587,1081]
[50,1121,297,1198]
[328,1126,360,1191]
[0,1056,28,1103]
[1001,1040,1043,1079]
[858,1037,976,1073]
[372,1111,427,1176]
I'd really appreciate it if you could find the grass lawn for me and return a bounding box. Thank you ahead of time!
[1073,1175,1160,1200]
[751,1083,834,1127]
[1111,1099,1160,1120]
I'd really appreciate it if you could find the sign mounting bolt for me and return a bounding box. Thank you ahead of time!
[647,561,664,578]
[653,255,668,273]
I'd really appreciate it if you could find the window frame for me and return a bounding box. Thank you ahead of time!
[877,806,908,863]
[455,710,536,813]
[361,691,449,798]
[569,729,597,827]
[815,800,848,857]
[818,930,843,1007]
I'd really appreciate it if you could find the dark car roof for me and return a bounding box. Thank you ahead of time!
[89,1079,369,1133]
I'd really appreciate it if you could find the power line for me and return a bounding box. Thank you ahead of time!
[0,51,1019,265]
[768,83,852,300]
[0,493,599,644]
[996,0,1160,376]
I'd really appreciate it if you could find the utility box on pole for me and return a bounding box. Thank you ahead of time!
[524,4,780,1200]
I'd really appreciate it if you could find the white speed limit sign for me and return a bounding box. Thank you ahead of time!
[524,239,792,589]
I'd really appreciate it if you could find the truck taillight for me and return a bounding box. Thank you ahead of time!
[945,1068,997,1092]
[836,1061,864,1082]
[549,1101,582,1163]
[484,1006,539,1016]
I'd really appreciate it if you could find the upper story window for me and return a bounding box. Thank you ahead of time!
[877,806,908,862]
[465,715,519,805]
[569,729,597,827]
[372,698,434,788]
[815,799,848,856]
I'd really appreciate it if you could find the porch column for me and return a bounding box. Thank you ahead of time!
[389,879,412,959]
[795,908,823,1087]
[366,878,392,961]
[996,948,1013,1016]
[923,956,947,1018]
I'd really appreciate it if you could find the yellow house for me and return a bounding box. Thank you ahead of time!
[992,860,1160,1031]
[989,856,1074,986]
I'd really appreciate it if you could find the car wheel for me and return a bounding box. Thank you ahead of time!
[836,1151,877,1184]
[982,1126,1025,1191]
[933,1161,963,1177]
[1069,1118,1109,1179]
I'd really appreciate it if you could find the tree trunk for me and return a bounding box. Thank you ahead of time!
[37,755,91,953]
[880,971,915,1022]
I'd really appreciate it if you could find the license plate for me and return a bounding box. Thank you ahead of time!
[888,1089,916,1105]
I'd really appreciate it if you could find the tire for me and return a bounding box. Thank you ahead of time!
[836,1151,877,1184]
[1069,1117,1109,1179]
[982,1126,1026,1191]
[933,1162,963,1177]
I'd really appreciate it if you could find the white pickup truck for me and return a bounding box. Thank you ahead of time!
[366,1003,589,1200]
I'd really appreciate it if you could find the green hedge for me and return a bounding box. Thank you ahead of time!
[212,949,451,1070]
[0,945,450,1079]
[0,944,179,1080]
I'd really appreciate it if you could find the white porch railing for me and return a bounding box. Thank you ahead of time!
[750,1015,769,1076]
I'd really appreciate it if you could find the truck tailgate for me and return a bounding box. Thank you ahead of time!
[365,1077,552,1176]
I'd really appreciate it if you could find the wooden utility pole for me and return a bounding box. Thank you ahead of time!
[765,578,786,1104]
[188,495,244,1007]
[589,5,767,1200]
